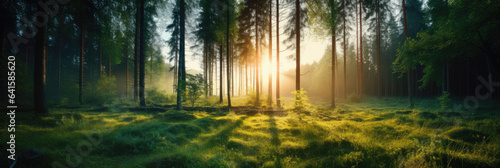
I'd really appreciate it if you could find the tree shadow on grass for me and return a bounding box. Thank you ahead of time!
[269,115,283,168]
[205,116,248,148]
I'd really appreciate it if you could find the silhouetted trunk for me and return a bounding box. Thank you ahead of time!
[35,24,47,114]
[139,0,146,106]
[79,28,85,104]
[276,0,281,108]
[403,0,413,107]
[376,0,381,98]
[219,44,223,102]
[295,0,301,96]
[359,0,363,99]
[99,39,102,76]
[255,7,260,107]
[109,55,111,76]
[174,47,178,93]
[226,1,231,107]
[332,33,336,108]
[125,46,128,98]
[90,51,93,83]
[177,0,186,110]
[356,1,359,95]
[134,0,140,102]
[150,50,153,84]
[59,35,62,94]
[343,0,347,99]
[268,0,272,107]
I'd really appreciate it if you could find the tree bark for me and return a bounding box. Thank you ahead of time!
[79,28,85,104]
[276,0,281,108]
[402,0,413,107]
[177,0,186,110]
[220,44,223,103]
[268,0,273,107]
[35,24,47,114]
[125,46,128,98]
[255,6,260,107]
[343,0,347,99]
[134,0,140,102]
[377,0,382,98]
[99,39,102,76]
[226,0,231,107]
[359,0,363,99]
[139,0,146,107]
[332,33,336,108]
[295,0,301,99]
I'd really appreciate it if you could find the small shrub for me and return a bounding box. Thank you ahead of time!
[185,74,205,107]
[245,90,258,106]
[292,88,311,111]
[86,76,117,105]
[438,91,451,111]
[348,93,361,103]
[146,87,172,105]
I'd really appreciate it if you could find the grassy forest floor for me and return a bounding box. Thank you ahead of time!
[1,96,499,167]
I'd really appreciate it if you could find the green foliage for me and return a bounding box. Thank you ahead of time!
[292,88,311,111]
[86,76,117,105]
[244,90,259,106]
[393,0,500,89]
[437,91,451,111]
[146,88,174,105]
[178,74,206,107]
[347,93,361,103]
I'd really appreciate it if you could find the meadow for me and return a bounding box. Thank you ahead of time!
[1,96,499,168]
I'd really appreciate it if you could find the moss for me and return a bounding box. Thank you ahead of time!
[161,111,197,122]
[416,112,438,119]
[443,127,490,143]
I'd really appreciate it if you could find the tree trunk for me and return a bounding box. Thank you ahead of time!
[220,44,223,103]
[226,1,231,107]
[268,0,273,107]
[402,0,413,107]
[58,35,62,95]
[255,7,260,107]
[174,45,178,93]
[35,25,47,114]
[108,54,111,76]
[134,0,140,102]
[332,33,336,108]
[295,0,301,98]
[99,39,102,76]
[377,0,382,98]
[79,28,85,104]
[125,46,128,98]
[177,0,186,110]
[343,0,347,99]
[356,1,359,96]
[276,0,281,108]
[139,0,146,107]
[359,0,363,99]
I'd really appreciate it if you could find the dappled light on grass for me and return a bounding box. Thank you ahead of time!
[1,97,499,167]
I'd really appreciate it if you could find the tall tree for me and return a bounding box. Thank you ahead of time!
[139,0,146,106]
[34,7,47,114]
[359,0,363,99]
[134,0,141,102]
[177,0,187,110]
[267,0,272,107]
[166,0,180,94]
[402,0,413,107]
[276,0,281,108]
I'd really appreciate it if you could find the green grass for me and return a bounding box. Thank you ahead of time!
[1,97,499,167]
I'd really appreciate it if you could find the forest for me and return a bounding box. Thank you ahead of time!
[0,0,499,167]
